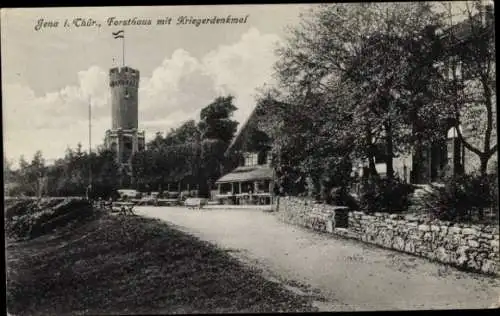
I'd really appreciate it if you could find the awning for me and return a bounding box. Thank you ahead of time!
[216,165,273,184]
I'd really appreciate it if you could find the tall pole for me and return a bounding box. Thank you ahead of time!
[88,96,92,200]
[122,34,125,67]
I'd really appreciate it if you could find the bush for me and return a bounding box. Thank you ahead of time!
[359,177,415,213]
[413,173,498,222]
[5,199,37,220]
[5,198,94,240]
[328,186,360,210]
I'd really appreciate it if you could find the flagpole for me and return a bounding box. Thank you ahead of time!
[122,34,125,66]
[88,96,92,200]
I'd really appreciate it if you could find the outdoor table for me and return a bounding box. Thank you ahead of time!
[112,202,135,215]
[184,198,204,209]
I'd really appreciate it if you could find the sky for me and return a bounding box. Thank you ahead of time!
[2,4,314,166]
[1,2,482,167]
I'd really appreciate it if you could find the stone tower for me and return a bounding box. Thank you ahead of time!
[104,66,145,187]
[110,66,139,130]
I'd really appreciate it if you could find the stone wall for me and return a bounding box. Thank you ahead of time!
[348,212,499,275]
[276,196,499,275]
[276,197,340,233]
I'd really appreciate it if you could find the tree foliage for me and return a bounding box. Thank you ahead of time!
[6,146,120,198]
[131,138,228,196]
[132,96,238,196]
[198,96,239,143]
[273,3,446,184]
[163,120,201,146]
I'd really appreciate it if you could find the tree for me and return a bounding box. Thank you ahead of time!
[199,139,227,195]
[92,148,120,198]
[16,156,32,195]
[198,96,239,143]
[164,120,201,146]
[438,1,496,175]
[147,132,164,151]
[131,150,155,191]
[257,88,354,195]
[31,151,46,196]
[15,151,47,196]
[130,97,238,194]
[344,22,446,179]
[3,156,20,196]
[45,163,64,196]
[4,155,13,181]
[30,150,45,170]
[273,3,445,180]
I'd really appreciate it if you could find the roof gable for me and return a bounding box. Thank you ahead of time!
[225,99,288,156]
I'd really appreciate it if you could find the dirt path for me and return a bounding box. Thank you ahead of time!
[136,206,500,311]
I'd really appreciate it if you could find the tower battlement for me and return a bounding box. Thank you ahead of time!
[110,66,140,76]
[109,67,140,87]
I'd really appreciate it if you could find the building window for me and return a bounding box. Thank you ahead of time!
[244,152,258,166]
[220,183,232,194]
[242,181,253,193]
[256,180,270,193]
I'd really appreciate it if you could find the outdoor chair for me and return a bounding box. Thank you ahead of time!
[119,204,135,216]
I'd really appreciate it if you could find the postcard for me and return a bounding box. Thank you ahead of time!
[2,3,498,314]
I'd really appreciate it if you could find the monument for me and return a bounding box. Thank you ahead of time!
[104,66,145,187]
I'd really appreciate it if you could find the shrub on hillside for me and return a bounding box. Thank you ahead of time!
[5,199,38,220]
[412,173,498,222]
[5,198,94,240]
[359,177,415,213]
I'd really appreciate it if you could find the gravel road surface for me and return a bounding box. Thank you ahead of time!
[135,206,500,311]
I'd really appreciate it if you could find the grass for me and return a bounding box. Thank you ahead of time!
[6,210,317,315]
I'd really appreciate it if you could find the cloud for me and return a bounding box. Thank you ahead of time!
[204,28,280,95]
[3,27,282,165]
[203,28,282,123]
[139,48,218,122]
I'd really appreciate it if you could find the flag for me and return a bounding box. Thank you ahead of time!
[112,30,124,39]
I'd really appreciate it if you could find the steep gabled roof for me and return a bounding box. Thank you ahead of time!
[225,106,260,156]
[225,98,289,157]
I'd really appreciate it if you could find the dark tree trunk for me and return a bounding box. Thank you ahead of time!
[480,155,489,176]
[385,121,394,180]
[365,124,379,179]
[368,156,378,178]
